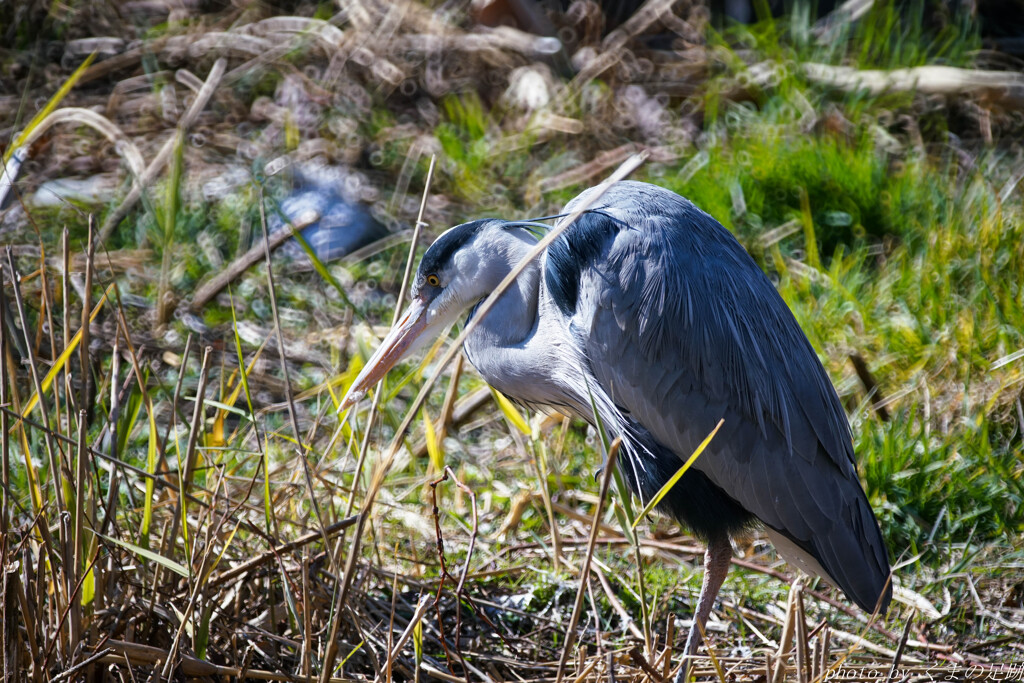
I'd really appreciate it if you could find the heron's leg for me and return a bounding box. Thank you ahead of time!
[676,533,732,683]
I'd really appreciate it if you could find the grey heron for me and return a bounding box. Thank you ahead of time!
[340,180,892,673]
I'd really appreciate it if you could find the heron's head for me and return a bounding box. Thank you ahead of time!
[339,219,536,409]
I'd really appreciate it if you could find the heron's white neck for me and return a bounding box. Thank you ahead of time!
[466,238,541,349]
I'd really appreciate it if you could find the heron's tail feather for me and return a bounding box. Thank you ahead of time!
[770,494,892,615]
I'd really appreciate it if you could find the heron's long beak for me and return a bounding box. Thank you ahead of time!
[340,297,430,410]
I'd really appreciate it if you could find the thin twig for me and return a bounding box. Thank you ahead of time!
[428,466,505,679]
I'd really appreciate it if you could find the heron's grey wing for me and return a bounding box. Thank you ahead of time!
[550,182,891,613]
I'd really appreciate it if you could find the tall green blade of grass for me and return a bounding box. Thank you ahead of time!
[157,130,185,325]
[4,52,96,163]
[229,288,272,531]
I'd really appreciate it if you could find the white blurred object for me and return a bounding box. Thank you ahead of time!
[503,64,556,111]
[29,175,119,208]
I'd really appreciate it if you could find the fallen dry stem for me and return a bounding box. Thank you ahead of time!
[189,216,308,312]
[206,515,357,589]
[98,58,227,242]
[97,639,359,682]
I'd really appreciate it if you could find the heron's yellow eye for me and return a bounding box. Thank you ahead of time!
[426,274,441,287]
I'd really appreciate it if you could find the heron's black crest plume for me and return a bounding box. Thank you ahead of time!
[501,220,555,238]
[418,218,559,275]
[416,219,492,278]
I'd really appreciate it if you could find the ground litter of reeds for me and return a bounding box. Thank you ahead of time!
[2,0,1024,681]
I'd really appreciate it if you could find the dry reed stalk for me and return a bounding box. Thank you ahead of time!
[554,437,621,683]
[163,345,212,567]
[795,583,809,683]
[527,437,563,572]
[159,333,192,465]
[159,469,233,681]
[386,558,399,683]
[0,256,14,682]
[301,552,313,679]
[94,331,121,622]
[376,594,433,683]
[50,647,114,682]
[437,352,462,442]
[772,577,803,683]
[67,223,95,663]
[345,155,436,523]
[70,411,87,654]
[591,564,644,640]
[37,246,60,443]
[885,616,913,683]
[5,248,74,638]
[258,190,331,557]
[61,229,73,425]
[79,218,94,420]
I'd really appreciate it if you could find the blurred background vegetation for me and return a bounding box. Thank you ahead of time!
[1,0,1023,680]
